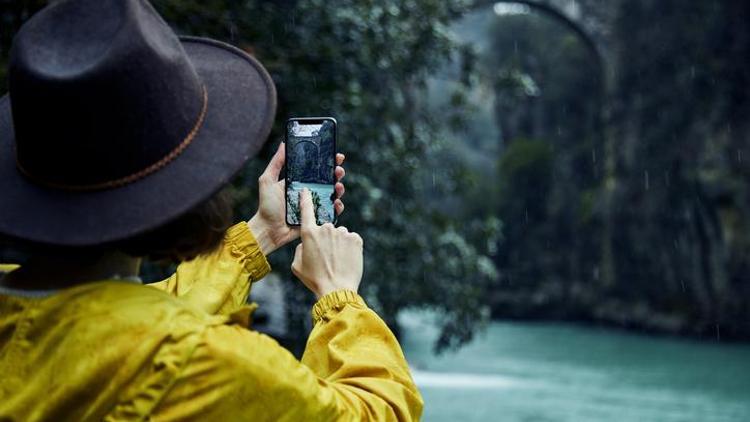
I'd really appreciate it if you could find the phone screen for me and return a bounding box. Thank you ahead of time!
[285,118,337,226]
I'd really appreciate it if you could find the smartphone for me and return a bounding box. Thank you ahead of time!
[285,117,337,226]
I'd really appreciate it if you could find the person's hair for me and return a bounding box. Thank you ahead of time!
[0,189,235,264]
[118,189,235,262]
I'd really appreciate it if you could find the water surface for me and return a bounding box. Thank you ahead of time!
[400,313,750,421]
[286,181,334,224]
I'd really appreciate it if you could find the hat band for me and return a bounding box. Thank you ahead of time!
[16,85,209,192]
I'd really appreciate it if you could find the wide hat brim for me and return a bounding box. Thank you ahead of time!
[0,37,276,247]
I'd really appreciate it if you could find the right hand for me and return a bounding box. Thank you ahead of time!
[248,143,347,256]
[291,189,364,299]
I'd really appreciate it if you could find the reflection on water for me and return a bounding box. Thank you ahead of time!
[400,312,750,422]
[412,370,522,389]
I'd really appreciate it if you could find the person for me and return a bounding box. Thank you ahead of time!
[0,0,423,421]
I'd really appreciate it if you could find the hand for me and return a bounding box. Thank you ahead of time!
[248,143,346,256]
[291,188,364,299]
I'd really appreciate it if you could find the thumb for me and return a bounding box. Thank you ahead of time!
[261,142,285,182]
[299,188,316,229]
[291,243,303,275]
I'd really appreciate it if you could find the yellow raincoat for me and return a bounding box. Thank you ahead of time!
[0,223,423,421]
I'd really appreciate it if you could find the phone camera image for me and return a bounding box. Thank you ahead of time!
[286,119,336,225]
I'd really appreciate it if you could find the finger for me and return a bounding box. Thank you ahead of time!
[291,243,303,275]
[299,188,317,229]
[335,182,345,199]
[337,226,348,233]
[335,199,345,216]
[336,153,345,166]
[293,243,302,261]
[260,142,285,183]
[335,166,346,181]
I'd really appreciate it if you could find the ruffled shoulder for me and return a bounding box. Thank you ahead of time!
[103,312,230,421]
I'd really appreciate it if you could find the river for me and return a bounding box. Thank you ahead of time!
[399,313,750,421]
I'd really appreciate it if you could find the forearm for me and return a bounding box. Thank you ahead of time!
[247,215,278,257]
[147,222,271,315]
[150,290,422,421]
[301,290,424,420]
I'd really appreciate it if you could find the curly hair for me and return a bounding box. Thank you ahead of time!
[0,189,235,264]
[117,189,235,262]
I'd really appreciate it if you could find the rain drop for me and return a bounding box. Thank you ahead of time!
[644,171,650,190]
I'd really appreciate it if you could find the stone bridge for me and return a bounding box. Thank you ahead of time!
[291,137,322,181]
[470,0,609,86]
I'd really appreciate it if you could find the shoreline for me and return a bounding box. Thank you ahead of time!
[490,305,750,345]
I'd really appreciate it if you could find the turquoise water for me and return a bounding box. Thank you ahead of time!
[400,313,750,421]
[286,181,334,224]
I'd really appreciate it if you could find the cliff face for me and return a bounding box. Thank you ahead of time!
[478,0,750,341]
[317,121,336,184]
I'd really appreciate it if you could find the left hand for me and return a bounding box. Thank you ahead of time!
[248,142,346,256]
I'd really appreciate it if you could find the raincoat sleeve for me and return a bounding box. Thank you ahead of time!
[0,264,20,274]
[152,290,424,421]
[147,222,271,315]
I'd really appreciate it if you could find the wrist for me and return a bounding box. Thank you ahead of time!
[311,290,365,324]
[314,282,357,300]
[247,215,277,256]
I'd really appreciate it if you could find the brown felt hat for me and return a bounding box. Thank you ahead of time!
[0,0,276,246]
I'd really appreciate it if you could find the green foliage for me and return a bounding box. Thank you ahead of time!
[310,190,322,224]
[497,139,553,214]
[287,193,300,224]
[499,140,553,182]
[0,1,46,86]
